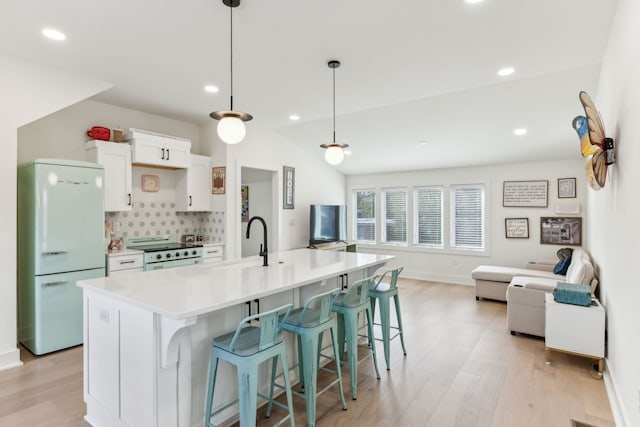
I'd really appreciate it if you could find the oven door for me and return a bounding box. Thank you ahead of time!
[144,257,202,271]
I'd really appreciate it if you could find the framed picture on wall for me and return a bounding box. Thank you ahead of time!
[283,166,295,209]
[212,166,226,195]
[241,185,249,222]
[540,217,582,246]
[503,180,548,207]
[557,177,577,198]
[505,218,529,238]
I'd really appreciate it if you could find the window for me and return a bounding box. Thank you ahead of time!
[381,189,407,244]
[414,186,443,247]
[450,184,485,250]
[354,190,376,242]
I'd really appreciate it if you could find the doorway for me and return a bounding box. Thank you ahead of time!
[240,167,277,257]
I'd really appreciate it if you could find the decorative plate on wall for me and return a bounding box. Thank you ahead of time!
[141,174,160,192]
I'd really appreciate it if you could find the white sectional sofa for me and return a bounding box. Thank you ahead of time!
[471,249,598,337]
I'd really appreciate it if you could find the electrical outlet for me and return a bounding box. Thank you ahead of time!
[99,309,109,323]
[113,221,121,232]
[320,279,327,287]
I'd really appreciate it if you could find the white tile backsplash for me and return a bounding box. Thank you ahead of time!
[106,202,224,243]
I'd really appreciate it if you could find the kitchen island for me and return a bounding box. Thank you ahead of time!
[77,248,392,427]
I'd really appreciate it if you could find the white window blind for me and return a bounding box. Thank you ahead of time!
[382,189,407,244]
[354,190,376,242]
[414,187,443,246]
[451,184,485,249]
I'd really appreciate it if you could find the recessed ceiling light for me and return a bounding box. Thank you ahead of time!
[514,128,527,136]
[418,140,430,146]
[289,115,300,121]
[497,67,515,77]
[464,0,484,4]
[343,149,352,156]
[42,28,66,41]
[204,85,219,93]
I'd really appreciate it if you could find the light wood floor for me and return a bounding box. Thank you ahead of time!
[0,279,615,427]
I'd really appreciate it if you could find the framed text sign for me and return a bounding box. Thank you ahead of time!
[283,166,295,209]
[503,180,548,207]
[505,218,529,238]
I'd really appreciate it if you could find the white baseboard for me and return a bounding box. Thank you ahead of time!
[0,347,23,371]
[401,270,474,286]
[603,359,630,427]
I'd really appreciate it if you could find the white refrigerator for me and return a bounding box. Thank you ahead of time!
[17,159,105,355]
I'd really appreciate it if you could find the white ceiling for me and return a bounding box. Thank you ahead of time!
[1,0,618,175]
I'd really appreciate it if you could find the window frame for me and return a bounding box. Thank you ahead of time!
[381,187,408,246]
[449,183,485,251]
[413,186,443,248]
[352,189,377,243]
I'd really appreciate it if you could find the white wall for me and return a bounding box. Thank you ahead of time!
[18,99,202,164]
[347,159,585,284]
[0,54,111,371]
[215,121,347,259]
[588,1,640,425]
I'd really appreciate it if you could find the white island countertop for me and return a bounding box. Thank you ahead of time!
[78,248,393,320]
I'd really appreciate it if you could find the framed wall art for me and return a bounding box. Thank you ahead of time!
[540,217,582,246]
[241,185,249,222]
[212,166,226,195]
[283,166,295,209]
[557,177,577,198]
[505,218,529,239]
[503,180,548,207]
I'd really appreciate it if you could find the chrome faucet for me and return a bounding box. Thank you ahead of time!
[246,216,268,266]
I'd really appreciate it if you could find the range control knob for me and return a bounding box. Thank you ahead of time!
[166,253,172,258]
[192,250,198,255]
[175,251,181,257]
[183,251,189,256]
[156,254,162,260]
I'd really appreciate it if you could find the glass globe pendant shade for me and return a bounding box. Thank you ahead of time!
[217,116,246,144]
[324,145,344,165]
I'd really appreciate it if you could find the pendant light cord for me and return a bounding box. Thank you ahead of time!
[229,5,234,111]
[332,65,336,143]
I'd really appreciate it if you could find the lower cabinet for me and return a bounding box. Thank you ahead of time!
[106,250,143,276]
[202,244,224,264]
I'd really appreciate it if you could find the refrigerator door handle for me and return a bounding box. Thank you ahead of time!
[42,280,68,287]
[42,251,69,256]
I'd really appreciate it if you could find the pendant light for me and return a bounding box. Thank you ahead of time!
[320,60,349,165]
[209,0,252,144]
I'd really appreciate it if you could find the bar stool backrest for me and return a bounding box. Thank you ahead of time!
[228,304,292,353]
[372,267,404,291]
[293,287,341,325]
[342,275,375,306]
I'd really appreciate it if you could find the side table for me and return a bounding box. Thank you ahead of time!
[544,293,605,375]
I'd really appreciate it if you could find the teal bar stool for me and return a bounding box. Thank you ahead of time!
[271,287,347,427]
[331,276,380,400]
[204,304,295,427]
[369,266,407,371]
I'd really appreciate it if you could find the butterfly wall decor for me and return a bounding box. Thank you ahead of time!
[571,91,615,191]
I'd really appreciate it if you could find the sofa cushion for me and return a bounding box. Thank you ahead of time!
[511,276,558,293]
[565,249,596,291]
[471,265,562,283]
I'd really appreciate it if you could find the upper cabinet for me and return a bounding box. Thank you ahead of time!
[176,154,211,212]
[86,140,133,212]
[129,129,191,169]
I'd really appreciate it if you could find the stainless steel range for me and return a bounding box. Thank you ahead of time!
[124,236,203,271]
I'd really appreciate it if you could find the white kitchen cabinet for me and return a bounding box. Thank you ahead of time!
[202,244,223,263]
[176,154,211,211]
[85,140,133,211]
[130,130,191,169]
[107,250,144,276]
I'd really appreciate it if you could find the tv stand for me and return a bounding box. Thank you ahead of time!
[313,241,357,252]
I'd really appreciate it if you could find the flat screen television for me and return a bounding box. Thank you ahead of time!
[309,204,347,246]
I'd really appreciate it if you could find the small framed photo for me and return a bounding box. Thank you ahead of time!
[212,166,226,195]
[505,218,529,239]
[558,177,576,198]
[540,217,582,246]
[241,185,249,222]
